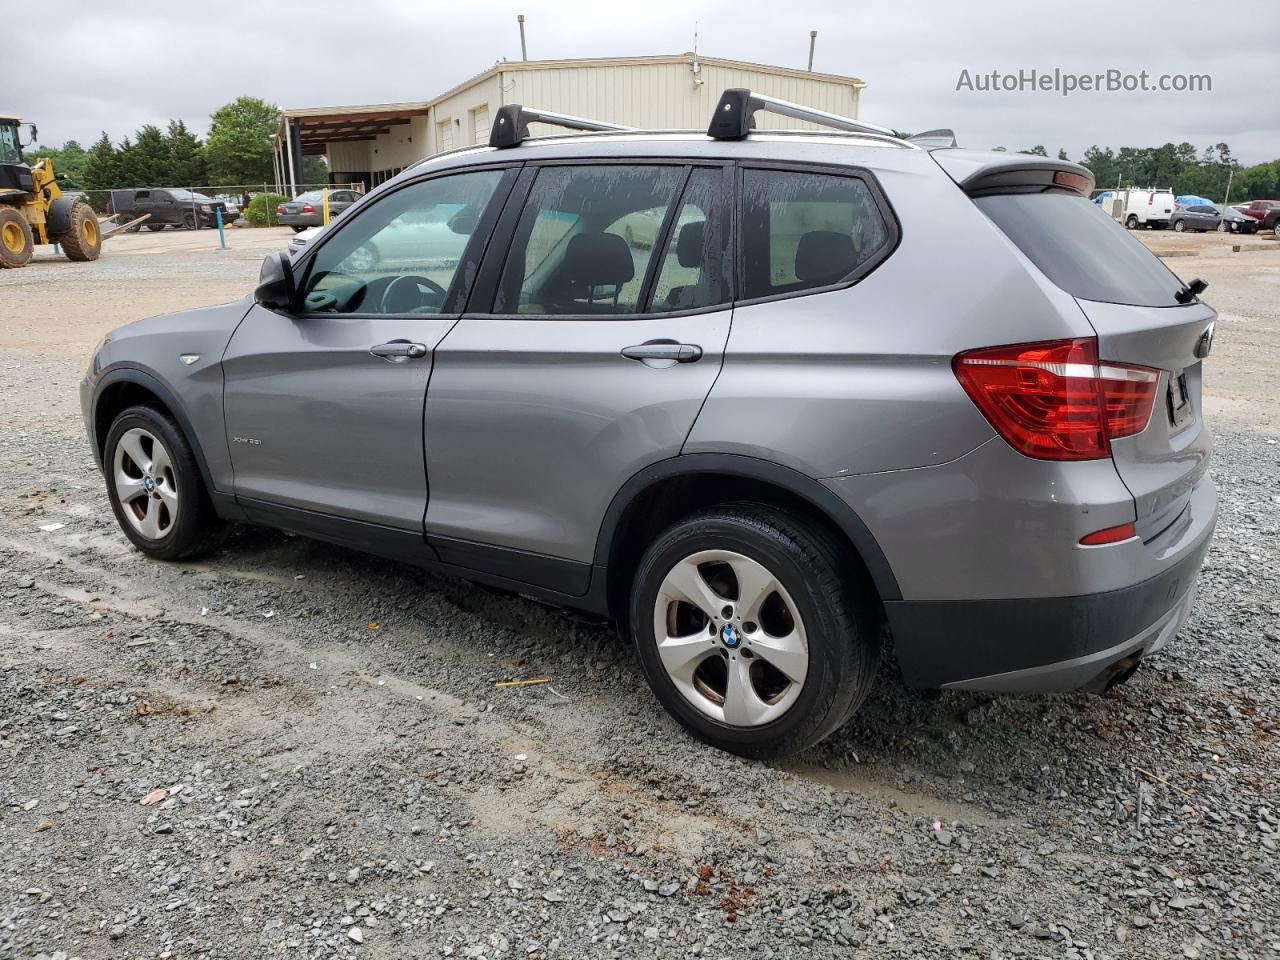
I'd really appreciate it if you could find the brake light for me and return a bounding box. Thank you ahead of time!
[1080,522,1137,546]
[1053,170,1090,193]
[953,338,1159,461]
[276,204,285,214]
[301,204,315,213]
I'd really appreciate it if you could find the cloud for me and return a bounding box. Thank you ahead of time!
[14,0,1278,164]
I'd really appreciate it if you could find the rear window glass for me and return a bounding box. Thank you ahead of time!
[974,192,1186,307]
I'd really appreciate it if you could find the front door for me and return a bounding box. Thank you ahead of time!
[424,163,734,590]
[222,166,515,531]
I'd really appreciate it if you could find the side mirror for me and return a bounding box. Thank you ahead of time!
[255,251,296,310]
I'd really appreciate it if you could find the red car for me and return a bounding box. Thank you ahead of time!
[1240,199,1280,221]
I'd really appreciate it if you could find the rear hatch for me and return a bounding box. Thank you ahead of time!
[935,153,1215,542]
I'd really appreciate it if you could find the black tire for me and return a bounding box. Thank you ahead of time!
[182,212,198,230]
[0,206,34,268]
[292,225,307,233]
[103,405,225,561]
[1173,220,1185,232]
[56,201,102,261]
[146,223,166,232]
[628,503,878,759]
[1125,215,1139,229]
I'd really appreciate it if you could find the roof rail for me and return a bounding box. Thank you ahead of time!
[707,88,898,141]
[490,103,636,148]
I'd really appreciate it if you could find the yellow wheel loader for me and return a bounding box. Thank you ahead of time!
[0,114,102,268]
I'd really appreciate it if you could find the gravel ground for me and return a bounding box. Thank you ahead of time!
[1,230,1278,960]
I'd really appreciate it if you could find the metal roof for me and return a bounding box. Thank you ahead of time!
[278,53,867,154]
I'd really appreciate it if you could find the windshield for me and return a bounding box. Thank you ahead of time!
[0,124,21,165]
[975,191,1188,308]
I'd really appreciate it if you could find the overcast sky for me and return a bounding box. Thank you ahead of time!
[13,0,1278,165]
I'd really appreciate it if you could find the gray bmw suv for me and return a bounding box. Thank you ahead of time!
[81,92,1217,758]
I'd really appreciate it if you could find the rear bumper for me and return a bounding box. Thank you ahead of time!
[277,213,320,227]
[884,487,1215,691]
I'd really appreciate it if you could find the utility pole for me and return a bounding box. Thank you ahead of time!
[518,15,528,60]
[807,30,817,71]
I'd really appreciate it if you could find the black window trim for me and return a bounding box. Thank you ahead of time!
[732,159,902,309]
[463,157,736,322]
[290,160,523,321]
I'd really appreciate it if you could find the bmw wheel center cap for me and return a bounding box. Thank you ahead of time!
[720,623,740,648]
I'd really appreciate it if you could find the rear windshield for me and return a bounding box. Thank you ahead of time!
[975,191,1186,307]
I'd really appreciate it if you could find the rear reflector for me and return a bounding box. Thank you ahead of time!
[953,338,1159,460]
[1080,522,1137,545]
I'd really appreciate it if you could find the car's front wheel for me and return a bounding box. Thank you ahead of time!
[104,406,224,560]
[1173,220,1185,232]
[629,503,877,759]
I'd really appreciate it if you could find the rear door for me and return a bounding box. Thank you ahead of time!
[974,190,1215,539]
[423,162,734,591]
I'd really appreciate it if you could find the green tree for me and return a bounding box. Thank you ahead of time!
[165,119,206,186]
[302,154,329,186]
[1019,145,1048,156]
[1057,148,1069,162]
[33,139,88,187]
[82,132,119,192]
[125,124,170,186]
[205,96,279,185]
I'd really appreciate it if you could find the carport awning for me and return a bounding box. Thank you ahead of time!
[282,102,432,155]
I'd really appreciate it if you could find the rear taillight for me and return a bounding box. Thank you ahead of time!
[301,204,315,213]
[276,204,285,214]
[953,338,1159,461]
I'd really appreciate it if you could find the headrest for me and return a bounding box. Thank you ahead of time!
[676,220,706,268]
[794,230,857,283]
[563,232,634,288]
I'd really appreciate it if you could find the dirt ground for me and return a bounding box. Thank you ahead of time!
[1,226,1277,960]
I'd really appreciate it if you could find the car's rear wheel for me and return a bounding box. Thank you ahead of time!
[1125,215,1139,229]
[104,406,225,560]
[292,225,307,233]
[629,503,878,759]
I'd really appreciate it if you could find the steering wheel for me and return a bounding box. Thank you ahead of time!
[380,275,447,314]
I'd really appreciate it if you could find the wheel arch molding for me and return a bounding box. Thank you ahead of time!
[593,454,902,611]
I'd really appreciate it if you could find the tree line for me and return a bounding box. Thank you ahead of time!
[35,96,326,193]
[999,142,1278,203]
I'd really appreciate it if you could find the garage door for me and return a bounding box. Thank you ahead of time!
[471,106,490,145]
[437,118,454,153]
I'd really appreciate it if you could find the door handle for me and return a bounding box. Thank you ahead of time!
[370,340,428,361]
[621,341,702,364]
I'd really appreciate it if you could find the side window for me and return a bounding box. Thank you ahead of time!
[135,190,151,201]
[300,169,506,316]
[649,168,729,313]
[741,169,891,300]
[493,165,684,315]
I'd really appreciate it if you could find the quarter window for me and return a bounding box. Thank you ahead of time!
[741,169,891,300]
[493,165,685,315]
[649,168,730,313]
[300,169,505,315]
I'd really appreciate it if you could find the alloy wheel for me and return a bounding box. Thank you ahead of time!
[113,427,179,540]
[651,550,808,727]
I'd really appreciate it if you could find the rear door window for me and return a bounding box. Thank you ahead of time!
[648,168,730,313]
[740,168,893,300]
[975,192,1187,307]
[492,165,685,315]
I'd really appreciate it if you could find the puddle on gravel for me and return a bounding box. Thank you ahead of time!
[783,763,1001,826]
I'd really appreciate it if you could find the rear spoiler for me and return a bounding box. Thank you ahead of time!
[930,151,1094,197]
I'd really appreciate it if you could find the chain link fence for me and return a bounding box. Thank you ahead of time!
[70,183,364,231]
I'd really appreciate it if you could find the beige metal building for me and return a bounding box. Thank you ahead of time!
[273,53,866,193]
